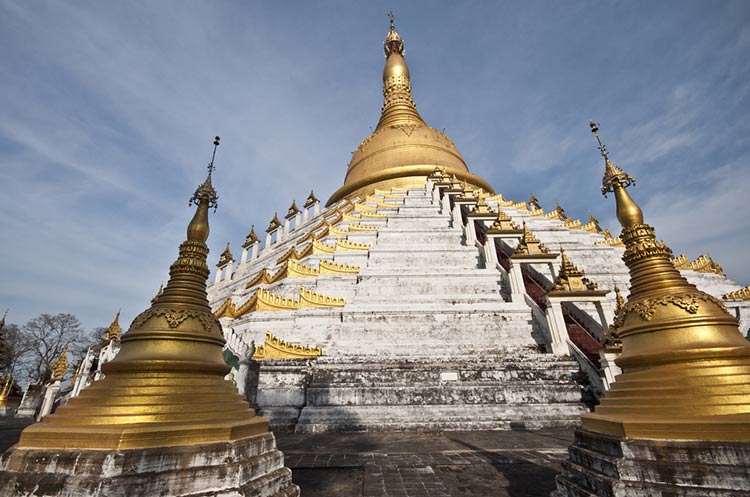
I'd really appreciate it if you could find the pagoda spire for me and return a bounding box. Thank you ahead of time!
[580,121,750,440]
[377,12,425,129]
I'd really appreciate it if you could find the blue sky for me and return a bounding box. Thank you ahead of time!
[1,1,749,332]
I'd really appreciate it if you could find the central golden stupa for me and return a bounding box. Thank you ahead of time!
[326,14,494,205]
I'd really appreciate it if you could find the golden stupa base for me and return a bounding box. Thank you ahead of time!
[582,413,750,442]
[326,165,494,205]
[0,432,299,497]
[15,370,272,450]
[553,428,750,497]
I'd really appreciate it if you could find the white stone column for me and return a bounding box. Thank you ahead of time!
[545,300,571,356]
[283,219,291,238]
[441,192,452,215]
[265,231,274,249]
[312,202,320,217]
[302,207,309,222]
[484,238,499,268]
[294,212,301,230]
[547,262,557,281]
[594,300,613,331]
[250,243,259,261]
[37,380,61,421]
[214,266,223,284]
[240,247,249,266]
[508,262,526,301]
[451,203,463,229]
[599,348,622,390]
[464,219,477,245]
[224,261,234,282]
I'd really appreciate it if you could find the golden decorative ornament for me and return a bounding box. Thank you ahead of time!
[487,210,521,233]
[581,122,750,441]
[513,222,550,256]
[105,309,122,342]
[50,345,68,381]
[319,260,360,275]
[348,223,379,232]
[312,239,336,255]
[266,213,282,233]
[528,193,542,211]
[252,332,322,361]
[336,239,371,251]
[285,200,300,220]
[242,225,259,248]
[549,248,603,294]
[327,14,493,205]
[304,190,319,209]
[217,242,234,267]
[299,288,346,308]
[723,285,750,301]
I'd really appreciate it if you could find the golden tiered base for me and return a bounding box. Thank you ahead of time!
[583,354,750,441]
[19,371,269,450]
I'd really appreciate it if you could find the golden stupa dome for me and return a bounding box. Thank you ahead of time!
[327,16,493,205]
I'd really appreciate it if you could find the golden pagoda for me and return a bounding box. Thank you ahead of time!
[13,137,273,450]
[326,13,493,205]
[580,121,750,441]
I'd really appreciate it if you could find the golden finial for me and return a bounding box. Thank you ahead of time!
[384,11,404,57]
[105,309,122,342]
[150,282,163,305]
[187,137,220,243]
[590,121,642,228]
[51,345,68,381]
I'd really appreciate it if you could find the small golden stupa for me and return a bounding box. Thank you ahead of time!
[582,122,750,441]
[15,137,270,450]
[327,13,493,205]
[104,309,122,342]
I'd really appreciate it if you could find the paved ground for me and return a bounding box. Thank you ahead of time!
[277,429,572,497]
[0,418,572,497]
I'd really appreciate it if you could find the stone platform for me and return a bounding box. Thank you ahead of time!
[553,429,750,497]
[0,430,299,497]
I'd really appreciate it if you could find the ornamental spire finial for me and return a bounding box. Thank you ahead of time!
[384,11,404,57]
[590,121,642,228]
